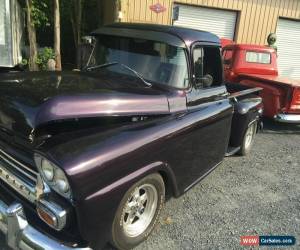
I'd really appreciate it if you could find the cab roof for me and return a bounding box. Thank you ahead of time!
[92,23,220,48]
[224,44,276,53]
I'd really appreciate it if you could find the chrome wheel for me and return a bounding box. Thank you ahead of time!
[244,123,256,150]
[112,174,165,250]
[122,184,158,238]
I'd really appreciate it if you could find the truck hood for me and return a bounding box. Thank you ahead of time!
[0,71,184,141]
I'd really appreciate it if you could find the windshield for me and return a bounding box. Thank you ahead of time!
[88,35,189,88]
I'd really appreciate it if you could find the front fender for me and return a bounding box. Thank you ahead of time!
[75,161,177,249]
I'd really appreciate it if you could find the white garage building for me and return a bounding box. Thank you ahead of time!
[276,19,300,79]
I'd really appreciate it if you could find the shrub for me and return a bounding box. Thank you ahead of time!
[36,47,55,70]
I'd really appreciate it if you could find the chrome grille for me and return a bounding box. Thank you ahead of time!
[0,148,39,203]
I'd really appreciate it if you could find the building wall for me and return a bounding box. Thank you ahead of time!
[120,0,300,45]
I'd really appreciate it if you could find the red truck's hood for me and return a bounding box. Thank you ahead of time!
[239,73,300,87]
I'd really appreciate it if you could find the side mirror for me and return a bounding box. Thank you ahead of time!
[81,36,96,45]
[79,36,97,70]
[195,74,213,88]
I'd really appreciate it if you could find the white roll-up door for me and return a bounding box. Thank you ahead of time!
[173,4,237,40]
[276,19,300,79]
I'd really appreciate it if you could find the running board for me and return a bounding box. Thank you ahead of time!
[225,146,241,157]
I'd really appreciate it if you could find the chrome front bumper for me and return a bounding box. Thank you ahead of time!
[274,114,300,123]
[0,200,91,250]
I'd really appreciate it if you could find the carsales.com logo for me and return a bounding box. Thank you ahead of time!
[240,236,296,246]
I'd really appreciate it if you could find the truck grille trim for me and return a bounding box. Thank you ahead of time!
[0,148,38,203]
[0,149,37,183]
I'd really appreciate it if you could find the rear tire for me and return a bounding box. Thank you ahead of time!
[111,173,165,250]
[238,121,257,156]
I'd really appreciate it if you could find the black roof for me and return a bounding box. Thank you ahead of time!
[92,23,220,48]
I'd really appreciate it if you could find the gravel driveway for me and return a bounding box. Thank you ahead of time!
[1,120,300,250]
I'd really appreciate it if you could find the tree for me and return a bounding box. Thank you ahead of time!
[70,0,83,50]
[25,0,39,71]
[54,0,62,70]
[96,0,104,27]
[23,0,51,71]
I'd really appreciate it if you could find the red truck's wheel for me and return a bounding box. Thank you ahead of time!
[111,173,165,250]
[239,121,257,156]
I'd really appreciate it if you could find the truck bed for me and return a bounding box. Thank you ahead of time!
[226,82,262,99]
[238,73,300,87]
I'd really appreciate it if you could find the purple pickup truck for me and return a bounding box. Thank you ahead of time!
[0,23,262,250]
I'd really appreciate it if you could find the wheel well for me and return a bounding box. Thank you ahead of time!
[158,170,175,200]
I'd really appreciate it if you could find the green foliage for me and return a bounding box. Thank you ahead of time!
[21,58,28,66]
[36,47,55,70]
[20,58,29,70]
[31,0,51,28]
[22,0,105,68]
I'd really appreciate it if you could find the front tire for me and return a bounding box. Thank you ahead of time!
[111,173,165,250]
[238,121,257,156]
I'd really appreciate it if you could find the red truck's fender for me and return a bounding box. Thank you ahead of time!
[237,76,288,118]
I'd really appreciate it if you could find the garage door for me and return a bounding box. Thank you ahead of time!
[276,19,300,79]
[173,4,237,40]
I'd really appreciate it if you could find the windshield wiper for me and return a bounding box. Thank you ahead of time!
[85,62,119,71]
[119,63,152,87]
[86,62,152,87]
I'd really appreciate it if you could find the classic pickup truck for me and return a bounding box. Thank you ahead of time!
[222,42,300,123]
[0,24,262,250]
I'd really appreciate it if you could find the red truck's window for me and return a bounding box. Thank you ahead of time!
[223,49,233,65]
[246,51,271,64]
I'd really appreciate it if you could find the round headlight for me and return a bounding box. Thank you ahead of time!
[41,159,55,182]
[35,154,72,199]
[55,169,70,193]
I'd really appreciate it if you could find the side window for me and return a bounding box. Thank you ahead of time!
[193,47,204,79]
[246,51,271,64]
[223,49,233,65]
[193,46,223,89]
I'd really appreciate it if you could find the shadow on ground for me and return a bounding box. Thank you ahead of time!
[262,118,300,135]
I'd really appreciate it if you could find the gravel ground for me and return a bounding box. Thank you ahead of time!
[1,120,300,250]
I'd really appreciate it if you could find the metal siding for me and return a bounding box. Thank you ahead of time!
[276,18,300,79]
[121,0,300,45]
[0,0,13,67]
[0,0,6,46]
[173,4,237,39]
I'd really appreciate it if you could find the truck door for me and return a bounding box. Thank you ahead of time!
[182,45,233,191]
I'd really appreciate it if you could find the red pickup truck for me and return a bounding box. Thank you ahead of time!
[222,42,300,123]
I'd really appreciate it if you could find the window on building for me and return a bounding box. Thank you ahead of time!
[246,51,271,64]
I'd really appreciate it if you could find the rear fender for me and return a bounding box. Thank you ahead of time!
[239,79,286,117]
[229,97,262,147]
